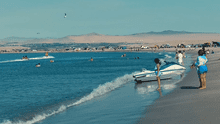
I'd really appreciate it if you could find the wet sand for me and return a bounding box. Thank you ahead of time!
[137,50,220,124]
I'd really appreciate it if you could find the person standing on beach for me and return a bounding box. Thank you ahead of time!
[206,49,210,57]
[183,50,186,58]
[154,58,161,90]
[202,46,208,58]
[181,50,185,65]
[175,49,178,63]
[191,49,208,89]
[176,51,183,65]
[212,50,214,54]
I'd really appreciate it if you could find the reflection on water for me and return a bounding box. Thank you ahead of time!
[134,72,185,97]
[135,83,158,95]
[163,84,176,90]
[157,89,162,97]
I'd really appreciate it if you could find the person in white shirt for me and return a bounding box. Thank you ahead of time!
[176,51,183,65]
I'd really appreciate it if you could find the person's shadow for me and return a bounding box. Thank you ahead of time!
[181,86,199,89]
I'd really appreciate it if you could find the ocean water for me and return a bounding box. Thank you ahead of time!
[0,51,192,124]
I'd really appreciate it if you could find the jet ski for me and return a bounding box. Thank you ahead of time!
[36,63,41,67]
[22,56,29,60]
[133,61,186,83]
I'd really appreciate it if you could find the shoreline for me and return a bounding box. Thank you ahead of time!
[137,49,220,124]
[1,47,220,54]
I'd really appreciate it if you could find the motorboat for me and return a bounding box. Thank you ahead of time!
[133,61,186,83]
[36,63,41,67]
[22,56,29,60]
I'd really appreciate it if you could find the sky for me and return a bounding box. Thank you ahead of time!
[0,0,220,39]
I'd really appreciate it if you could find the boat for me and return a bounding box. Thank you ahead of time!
[22,56,29,60]
[133,61,186,83]
[36,63,41,67]
[50,60,54,63]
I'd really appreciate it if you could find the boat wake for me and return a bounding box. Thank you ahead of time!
[1,73,136,124]
[0,56,54,63]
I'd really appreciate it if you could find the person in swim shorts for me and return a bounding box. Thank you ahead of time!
[154,58,161,90]
[191,49,208,89]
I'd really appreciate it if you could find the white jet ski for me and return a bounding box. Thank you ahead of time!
[133,61,186,82]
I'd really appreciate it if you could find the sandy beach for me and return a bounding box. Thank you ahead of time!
[138,49,220,124]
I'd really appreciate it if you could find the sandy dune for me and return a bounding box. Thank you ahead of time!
[1,33,220,51]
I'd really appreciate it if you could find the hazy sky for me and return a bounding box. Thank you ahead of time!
[0,0,220,39]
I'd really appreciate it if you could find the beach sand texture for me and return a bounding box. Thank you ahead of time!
[138,51,220,124]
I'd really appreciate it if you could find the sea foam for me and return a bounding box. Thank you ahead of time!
[1,73,135,124]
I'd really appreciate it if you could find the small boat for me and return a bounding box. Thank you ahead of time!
[121,54,126,57]
[36,63,41,67]
[50,60,54,63]
[22,56,29,60]
[133,61,186,83]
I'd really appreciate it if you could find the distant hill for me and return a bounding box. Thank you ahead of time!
[130,30,207,36]
[67,32,102,37]
[0,37,35,42]
[0,30,217,45]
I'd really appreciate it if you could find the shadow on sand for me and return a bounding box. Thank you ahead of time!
[135,78,172,84]
[180,86,199,89]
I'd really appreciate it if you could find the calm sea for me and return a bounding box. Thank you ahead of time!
[0,51,192,124]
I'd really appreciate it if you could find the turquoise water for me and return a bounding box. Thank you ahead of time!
[0,52,192,124]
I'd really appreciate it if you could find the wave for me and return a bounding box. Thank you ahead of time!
[0,73,135,124]
[1,105,67,124]
[136,83,177,95]
[68,73,134,107]
[0,56,54,63]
